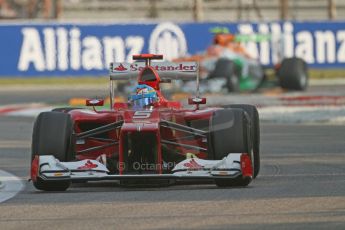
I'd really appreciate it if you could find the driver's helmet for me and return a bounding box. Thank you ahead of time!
[129,84,158,109]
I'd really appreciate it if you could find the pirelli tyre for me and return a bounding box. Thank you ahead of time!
[31,112,74,191]
[223,104,260,178]
[208,108,252,187]
[278,57,308,91]
[208,108,251,159]
[209,58,240,92]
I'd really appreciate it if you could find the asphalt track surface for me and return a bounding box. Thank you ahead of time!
[0,86,107,105]
[0,86,345,229]
[0,84,345,105]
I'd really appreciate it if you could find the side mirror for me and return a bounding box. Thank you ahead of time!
[86,99,104,106]
[188,97,206,105]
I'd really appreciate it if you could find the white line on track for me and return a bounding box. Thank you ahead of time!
[259,105,345,124]
[262,173,345,177]
[0,170,24,203]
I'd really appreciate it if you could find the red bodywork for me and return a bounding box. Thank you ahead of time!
[69,54,220,175]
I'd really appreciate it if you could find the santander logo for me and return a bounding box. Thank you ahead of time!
[114,63,128,71]
[130,63,196,72]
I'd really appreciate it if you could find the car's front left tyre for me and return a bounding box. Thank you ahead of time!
[223,104,260,178]
[208,108,253,187]
[208,108,251,160]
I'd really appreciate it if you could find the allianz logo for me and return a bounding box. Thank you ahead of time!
[17,22,345,72]
[238,22,345,65]
[149,22,187,61]
[17,23,188,72]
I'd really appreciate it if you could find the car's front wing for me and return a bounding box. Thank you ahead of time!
[31,154,253,184]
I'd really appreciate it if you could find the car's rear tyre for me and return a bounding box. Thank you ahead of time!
[31,112,74,191]
[209,58,240,92]
[52,107,83,113]
[208,108,251,160]
[278,57,308,91]
[223,104,260,178]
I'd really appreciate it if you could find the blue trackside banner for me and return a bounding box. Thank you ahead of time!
[0,21,344,77]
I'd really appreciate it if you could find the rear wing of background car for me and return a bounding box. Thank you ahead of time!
[109,61,198,81]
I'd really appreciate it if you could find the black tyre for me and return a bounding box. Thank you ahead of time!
[224,104,260,178]
[52,107,83,113]
[33,178,71,192]
[31,112,74,191]
[278,57,308,91]
[215,176,251,187]
[208,108,251,160]
[209,58,240,92]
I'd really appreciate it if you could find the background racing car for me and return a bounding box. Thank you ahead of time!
[30,54,260,191]
[175,28,309,93]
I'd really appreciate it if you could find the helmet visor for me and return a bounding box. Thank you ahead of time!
[132,97,157,109]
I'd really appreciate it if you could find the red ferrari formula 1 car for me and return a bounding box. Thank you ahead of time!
[30,54,260,191]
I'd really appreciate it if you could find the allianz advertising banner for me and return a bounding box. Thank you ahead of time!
[0,21,344,77]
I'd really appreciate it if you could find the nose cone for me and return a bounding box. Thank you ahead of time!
[121,122,159,132]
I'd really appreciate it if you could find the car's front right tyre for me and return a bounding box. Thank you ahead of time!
[31,112,74,191]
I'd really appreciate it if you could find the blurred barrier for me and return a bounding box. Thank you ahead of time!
[0,21,345,77]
